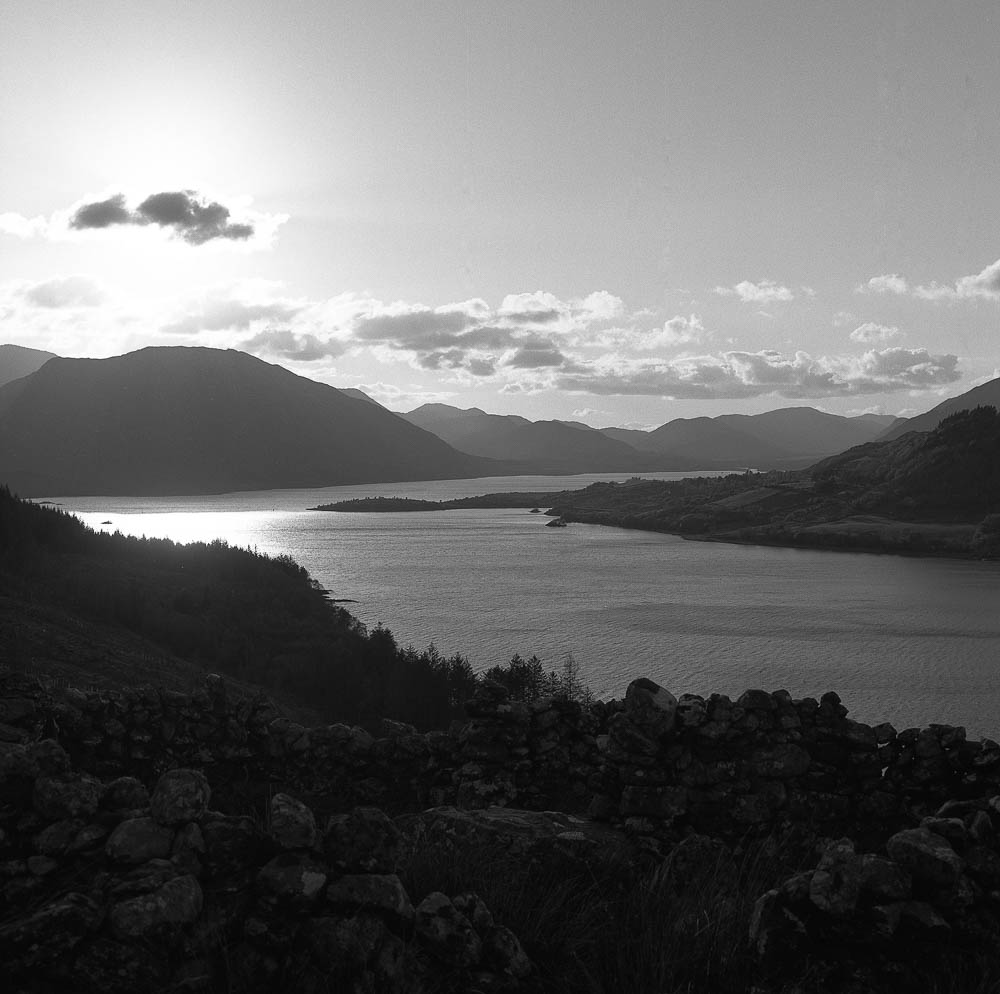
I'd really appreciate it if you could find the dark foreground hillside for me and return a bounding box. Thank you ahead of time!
[5,667,1000,994]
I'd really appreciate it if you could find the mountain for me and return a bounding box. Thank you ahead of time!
[339,387,386,407]
[600,407,895,469]
[401,403,662,473]
[0,343,56,387]
[879,376,1000,441]
[0,347,490,496]
[547,406,1000,557]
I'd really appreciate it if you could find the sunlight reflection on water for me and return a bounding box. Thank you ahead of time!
[54,474,1000,737]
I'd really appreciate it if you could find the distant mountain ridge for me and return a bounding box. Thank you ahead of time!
[0,347,490,496]
[402,403,664,473]
[0,343,56,387]
[404,401,898,472]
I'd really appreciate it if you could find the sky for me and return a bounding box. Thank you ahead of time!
[2,0,999,428]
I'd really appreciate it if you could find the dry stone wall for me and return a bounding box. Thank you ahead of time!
[4,668,1000,844]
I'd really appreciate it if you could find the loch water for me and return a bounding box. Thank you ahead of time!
[51,473,1000,737]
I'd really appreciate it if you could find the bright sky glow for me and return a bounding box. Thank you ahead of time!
[3,0,999,426]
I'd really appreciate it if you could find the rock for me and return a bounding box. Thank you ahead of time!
[256,853,328,910]
[33,774,101,820]
[624,678,677,738]
[453,892,495,933]
[73,938,167,993]
[101,776,150,812]
[270,792,317,850]
[415,892,482,967]
[297,914,387,973]
[886,828,964,888]
[34,817,85,856]
[859,854,911,903]
[748,743,811,779]
[0,893,103,969]
[809,839,861,917]
[326,873,415,924]
[921,816,969,850]
[325,807,401,873]
[201,813,266,879]
[105,817,174,864]
[110,874,203,939]
[483,924,532,978]
[150,769,210,826]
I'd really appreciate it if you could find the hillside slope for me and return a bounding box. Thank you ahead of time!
[0,347,489,496]
[880,376,1000,440]
[0,343,56,387]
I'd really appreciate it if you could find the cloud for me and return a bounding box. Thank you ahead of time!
[69,190,255,244]
[913,258,1000,302]
[659,313,706,346]
[18,275,104,308]
[69,194,132,229]
[241,329,345,362]
[714,280,795,304]
[849,322,901,344]
[860,260,1000,302]
[163,291,305,335]
[3,191,286,247]
[502,344,569,369]
[858,274,909,295]
[550,347,959,399]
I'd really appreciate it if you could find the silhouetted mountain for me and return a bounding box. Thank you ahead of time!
[600,407,894,468]
[0,347,490,496]
[0,343,56,387]
[402,403,662,473]
[879,377,1000,440]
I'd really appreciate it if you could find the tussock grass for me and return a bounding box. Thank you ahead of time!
[400,829,816,994]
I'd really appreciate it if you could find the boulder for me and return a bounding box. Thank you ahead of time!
[326,873,414,924]
[256,853,328,910]
[623,678,677,738]
[270,793,317,850]
[150,769,211,826]
[414,892,482,967]
[886,828,964,888]
[105,817,174,864]
[110,874,203,939]
[325,807,401,874]
[33,774,101,820]
[809,839,861,917]
[101,776,150,812]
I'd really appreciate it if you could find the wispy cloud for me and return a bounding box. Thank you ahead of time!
[857,274,909,295]
[859,258,1000,302]
[551,347,959,399]
[714,280,795,304]
[849,322,901,343]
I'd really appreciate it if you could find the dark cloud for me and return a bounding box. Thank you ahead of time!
[136,191,253,244]
[69,190,255,244]
[242,329,344,361]
[500,308,561,324]
[70,195,131,229]
[502,344,568,369]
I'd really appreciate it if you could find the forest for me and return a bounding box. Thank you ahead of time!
[0,487,589,730]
